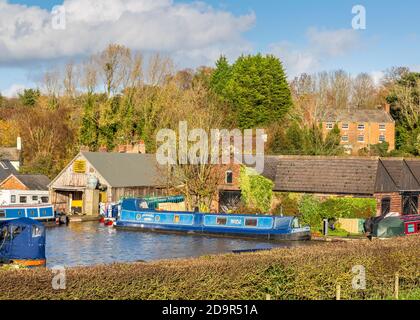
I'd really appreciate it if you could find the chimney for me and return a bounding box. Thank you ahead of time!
[384,103,391,114]
[118,145,127,153]
[16,137,22,151]
[99,145,108,153]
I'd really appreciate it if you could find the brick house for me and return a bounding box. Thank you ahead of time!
[263,156,420,217]
[319,107,395,155]
[0,174,50,191]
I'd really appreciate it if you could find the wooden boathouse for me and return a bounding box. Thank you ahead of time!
[49,151,167,216]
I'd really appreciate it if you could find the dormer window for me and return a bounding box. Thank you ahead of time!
[225,170,233,184]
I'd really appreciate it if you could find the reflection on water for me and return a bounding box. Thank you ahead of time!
[46,222,311,268]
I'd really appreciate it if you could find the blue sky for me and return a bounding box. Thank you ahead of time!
[1,0,419,96]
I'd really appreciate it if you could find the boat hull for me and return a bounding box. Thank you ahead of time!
[0,205,55,221]
[115,219,311,241]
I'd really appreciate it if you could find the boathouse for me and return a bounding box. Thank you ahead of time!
[264,156,420,216]
[49,151,167,216]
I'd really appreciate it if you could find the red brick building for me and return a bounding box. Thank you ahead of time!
[264,156,420,216]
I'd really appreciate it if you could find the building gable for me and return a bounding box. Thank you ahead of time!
[0,175,28,190]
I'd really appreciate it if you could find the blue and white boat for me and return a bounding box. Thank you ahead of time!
[115,198,311,241]
[0,190,55,221]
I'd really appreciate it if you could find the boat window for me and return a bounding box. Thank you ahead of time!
[155,215,161,222]
[216,217,227,225]
[174,215,180,223]
[11,226,25,238]
[18,210,23,216]
[10,195,16,203]
[292,218,301,228]
[41,196,49,203]
[245,218,258,227]
[19,196,27,203]
[0,210,5,218]
[32,196,38,201]
[32,225,42,238]
[29,210,36,216]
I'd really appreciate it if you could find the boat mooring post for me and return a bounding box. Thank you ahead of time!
[322,219,329,236]
[394,272,399,300]
[336,284,341,300]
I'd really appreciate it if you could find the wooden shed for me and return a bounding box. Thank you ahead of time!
[49,152,167,216]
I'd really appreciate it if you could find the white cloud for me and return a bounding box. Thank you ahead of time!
[370,71,385,86]
[270,27,361,78]
[0,0,255,66]
[1,83,26,97]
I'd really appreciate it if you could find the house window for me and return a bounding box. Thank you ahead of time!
[341,135,349,142]
[379,135,386,143]
[19,196,27,203]
[341,123,349,130]
[379,124,386,131]
[10,195,16,203]
[326,122,333,129]
[32,196,38,201]
[225,170,233,184]
[174,215,180,223]
[358,123,365,130]
[357,135,365,142]
[41,196,49,203]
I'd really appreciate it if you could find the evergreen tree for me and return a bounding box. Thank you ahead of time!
[210,55,231,96]
[220,54,293,129]
[79,93,99,150]
[18,88,41,107]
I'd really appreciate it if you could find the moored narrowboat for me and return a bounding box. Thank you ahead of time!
[115,198,311,241]
[0,204,55,221]
[0,218,46,267]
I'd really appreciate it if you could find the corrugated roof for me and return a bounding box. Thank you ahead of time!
[82,152,164,187]
[381,159,420,191]
[319,109,394,123]
[271,156,380,195]
[0,147,20,161]
[14,174,51,190]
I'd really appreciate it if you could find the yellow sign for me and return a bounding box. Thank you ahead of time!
[73,160,86,173]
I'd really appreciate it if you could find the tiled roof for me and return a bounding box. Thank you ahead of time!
[0,160,18,182]
[0,147,20,161]
[272,156,380,195]
[318,109,394,123]
[14,174,51,191]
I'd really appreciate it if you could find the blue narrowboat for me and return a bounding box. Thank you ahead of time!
[0,204,55,221]
[0,218,46,267]
[115,198,311,241]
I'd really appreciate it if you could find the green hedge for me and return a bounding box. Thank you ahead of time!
[1,236,418,300]
[274,193,376,230]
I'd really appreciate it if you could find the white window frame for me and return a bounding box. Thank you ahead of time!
[358,123,365,130]
[357,135,365,142]
[379,123,386,131]
[379,135,386,143]
[326,122,334,130]
[341,135,349,142]
[341,123,349,130]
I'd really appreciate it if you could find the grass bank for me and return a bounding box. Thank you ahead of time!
[0,236,419,300]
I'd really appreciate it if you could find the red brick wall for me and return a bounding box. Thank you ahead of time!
[0,176,28,190]
[374,193,402,216]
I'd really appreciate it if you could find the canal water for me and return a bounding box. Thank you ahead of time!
[46,222,311,268]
